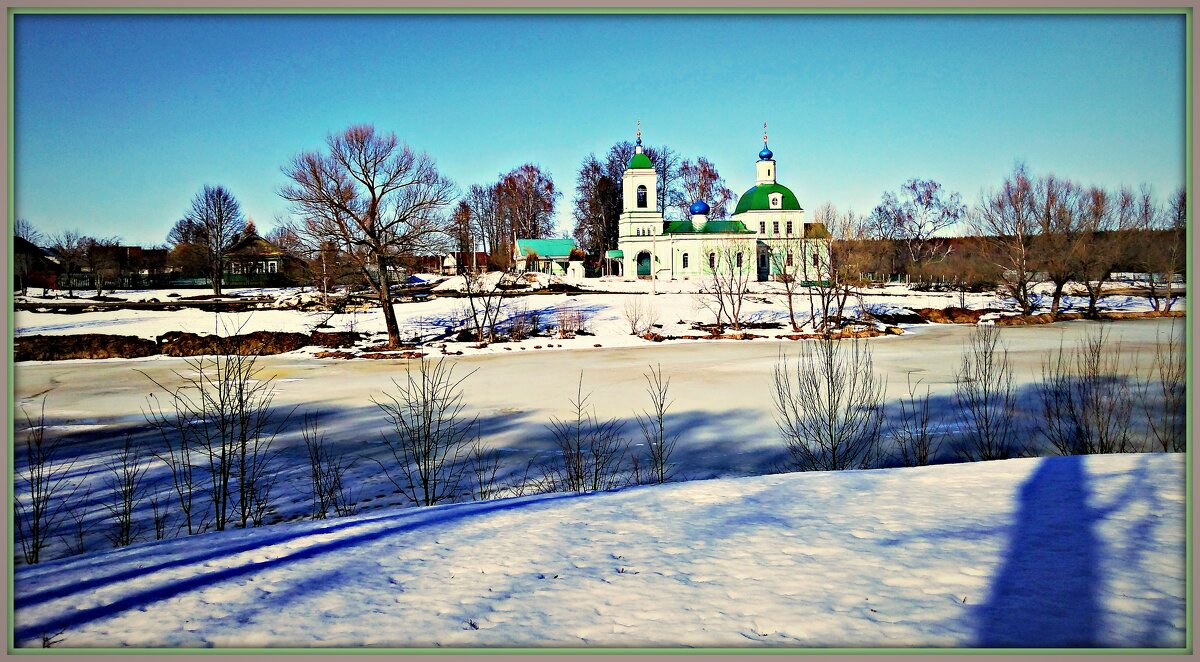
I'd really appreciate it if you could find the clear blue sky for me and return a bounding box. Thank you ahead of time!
[14,13,1186,246]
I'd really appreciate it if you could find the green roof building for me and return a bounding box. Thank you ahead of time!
[606,123,831,282]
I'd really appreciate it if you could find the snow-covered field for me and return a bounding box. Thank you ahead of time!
[12,453,1186,649]
[14,278,1168,358]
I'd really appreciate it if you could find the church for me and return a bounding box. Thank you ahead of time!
[608,126,830,282]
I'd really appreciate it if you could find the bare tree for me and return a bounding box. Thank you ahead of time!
[180,185,247,296]
[372,357,477,506]
[103,435,149,548]
[301,413,358,519]
[803,206,858,333]
[1075,185,1141,317]
[16,217,43,244]
[888,374,945,467]
[636,364,678,483]
[60,485,97,555]
[1141,321,1185,453]
[870,178,967,268]
[954,325,1021,461]
[461,270,519,343]
[82,236,122,296]
[14,399,84,564]
[143,389,203,536]
[1133,187,1185,312]
[544,377,630,493]
[699,242,753,331]
[496,163,561,249]
[1030,174,1084,315]
[772,337,885,472]
[767,231,809,332]
[281,124,456,348]
[974,164,1039,315]
[1038,328,1139,456]
[675,157,737,221]
[50,230,87,296]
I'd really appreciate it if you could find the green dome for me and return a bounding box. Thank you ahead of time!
[627,151,654,170]
[734,183,802,214]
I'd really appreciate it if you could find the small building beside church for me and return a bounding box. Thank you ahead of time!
[514,238,579,276]
[613,126,830,282]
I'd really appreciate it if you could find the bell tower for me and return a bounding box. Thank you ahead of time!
[620,120,663,238]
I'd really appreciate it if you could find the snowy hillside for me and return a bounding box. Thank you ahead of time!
[12,453,1186,650]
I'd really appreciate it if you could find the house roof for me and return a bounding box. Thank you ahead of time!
[662,220,755,235]
[226,232,285,258]
[516,239,577,258]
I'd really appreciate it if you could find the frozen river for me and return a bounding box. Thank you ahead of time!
[13,317,1183,479]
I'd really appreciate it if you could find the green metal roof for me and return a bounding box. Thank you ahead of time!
[627,152,654,170]
[733,183,803,214]
[604,249,624,259]
[662,220,754,235]
[516,238,577,257]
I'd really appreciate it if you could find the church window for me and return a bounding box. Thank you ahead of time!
[709,253,716,270]
[637,185,648,208]
[786,251,794,267]
[812,252,819,267]
[268,261,278,274]
[736,252,744,268]
[773,221,779,234]
[682,253,689,269]
[786,221,793,235]
[767,168,771,177]
[759,221,766,234]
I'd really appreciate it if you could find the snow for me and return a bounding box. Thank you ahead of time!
[12,453,1186,649]
[14,278,1168,359]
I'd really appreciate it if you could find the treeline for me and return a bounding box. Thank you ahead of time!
[799,166,1185,316]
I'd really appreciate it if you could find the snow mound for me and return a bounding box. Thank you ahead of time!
[12,453,1185,649]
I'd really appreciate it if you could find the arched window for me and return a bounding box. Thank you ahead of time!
[736,252,744,268]
[636,185,648,208]
[709,253,716,270]
[682,253,689,269]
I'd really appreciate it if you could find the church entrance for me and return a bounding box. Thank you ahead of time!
[636,251,652,278]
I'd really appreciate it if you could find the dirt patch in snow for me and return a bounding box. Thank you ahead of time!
[15,330,365,362]
[14,334,159,361]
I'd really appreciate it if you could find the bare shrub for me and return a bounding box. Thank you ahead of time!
[888,374,945,467]
[148,493,170,541]
[1038,328,1141,455]
[141,323,289,532]
[506,302,533,341]
[302,412,358,519]
[103,435,149,548]
[15,399,84,564]
[60,486,97,555]
[623,297,658,336]
[372,357,477,506]
[636,364,678,483]
[556,307,588,338]
[772,336,885,472]
[461,271,518,342]
[955,325,1021,461]
[544,377,629,492]
[466,433,503,501]
[1141,321,1185,452]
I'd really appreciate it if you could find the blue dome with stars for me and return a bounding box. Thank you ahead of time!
[689,200,710,216]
